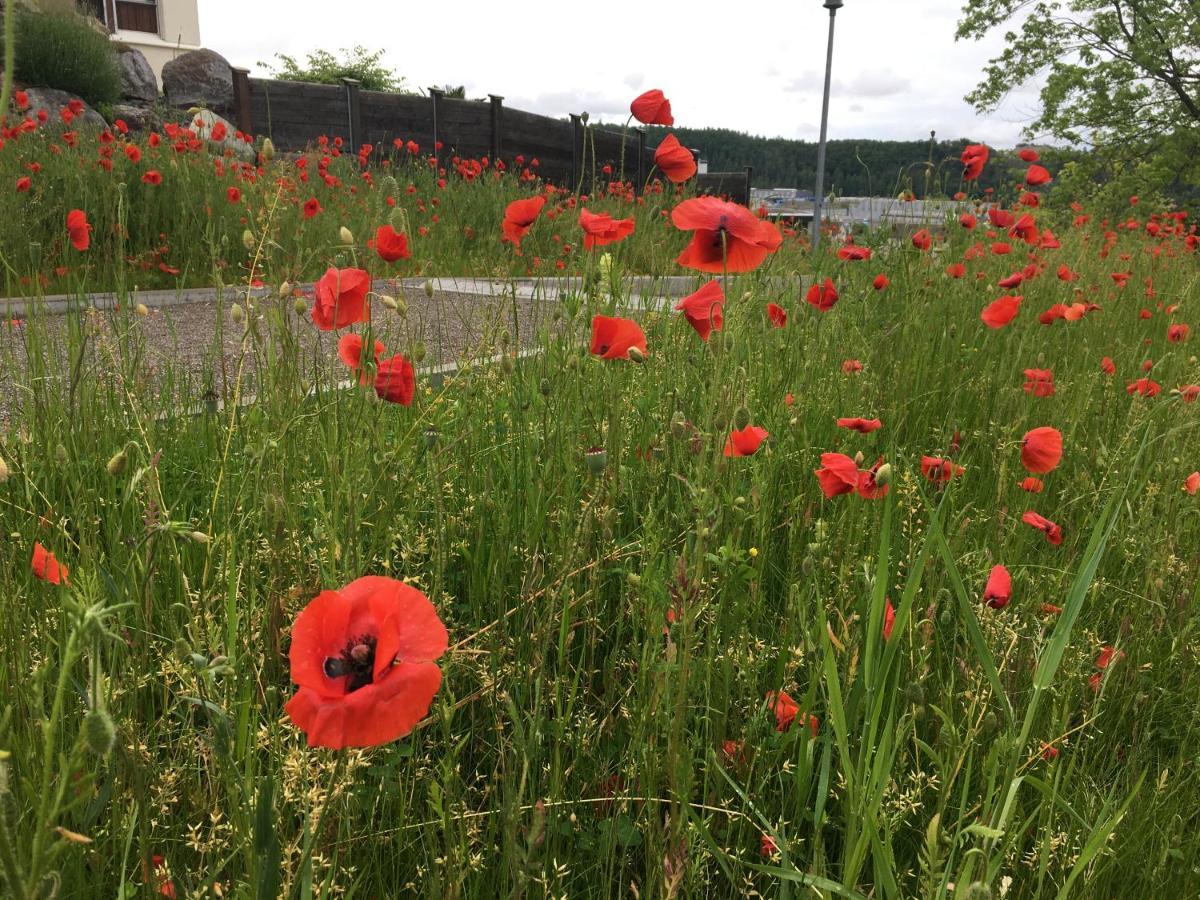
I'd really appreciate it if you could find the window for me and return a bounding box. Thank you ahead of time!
[115,0,159,35]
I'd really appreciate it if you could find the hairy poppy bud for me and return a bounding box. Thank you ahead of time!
[628,346,647,364]
[670,411,688,441]
[733,406,751,430]
[242,229,255,251]
[293,298,308,316]
[413,342,427,363]
[189,531,210,544]
[500,355,515,375]
[962,884,992,900]
[230,303,245,325]
[500,329,511,347]
[279,280,292,297]
[55,444,68,465]
[0,453,9,483]
[713,413,728,433]
[872,463,893,488]
[580,111,590,124]
[135,303,148,317]
[585,446,607,474]
[260,137,276,162]
[423,280,434,298]
[626,572,641,587]
[853,451,865,467]
[390,206,409,234]
[83,708,116,757]
[539,378,551,396]
[106,449,127,477]
[380,294,398,311]
[339,226,354,245]
[903,682,925,706]
[393,294,408,318]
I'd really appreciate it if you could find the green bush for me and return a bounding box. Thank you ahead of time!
[263,46,407,93]
[12,7,122,108]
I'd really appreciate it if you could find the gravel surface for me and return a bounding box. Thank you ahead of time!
[1,290,557,423]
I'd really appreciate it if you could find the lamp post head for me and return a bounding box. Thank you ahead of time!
[824,0,844,9]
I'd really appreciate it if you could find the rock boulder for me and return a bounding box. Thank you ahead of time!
[161,49,233,113]
[117,46,159,103]
[21,87,107,131]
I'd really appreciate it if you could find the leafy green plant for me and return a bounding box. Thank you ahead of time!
[11,6,121,108]
[263,45,406,93]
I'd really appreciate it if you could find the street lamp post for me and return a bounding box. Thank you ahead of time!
[810,0,843,253]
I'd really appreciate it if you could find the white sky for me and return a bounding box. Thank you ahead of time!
[198,0,1041,146]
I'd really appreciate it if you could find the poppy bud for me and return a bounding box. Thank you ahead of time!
[801,557,815,574]
[0,453,9,483]
[539,378,551,396]
[423,428,439,449]
[339,226,355,245]
[670,412,688,441]
[627,346,646,363]
[260,137,276,162]
[413,342,427,363]
[580,111,590,124]
[135,303,148,317]
[903,682,924,706]
[242,229,255,251]
[424,280,434,298]
[585,446,608,474]
[733,406,751,430]
[294,298,308,316]
[713,413,728,432]
[189,531,210,544]
[230,303,245,325]
[55,444,68,465]
[853,451,864,467]
[393,294,408,317]
[872,463,892,487]
[500,355,515,375]
[106,448,127,477]
[962,884,992,900]
[500,329,511,347]
[626,573,641,587]
[279,280,292,297]
[83,708,116,757]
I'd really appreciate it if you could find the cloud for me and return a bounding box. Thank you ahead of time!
[840,70,911,98]
[506,91,629,120]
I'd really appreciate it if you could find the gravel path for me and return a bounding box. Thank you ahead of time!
[1,290,557,423]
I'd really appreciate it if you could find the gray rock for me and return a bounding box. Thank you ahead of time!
[161,49,233,113]
[110,103,164,133]
[116,46,159,103]
[21,87,107,131]
[180,109,255,162]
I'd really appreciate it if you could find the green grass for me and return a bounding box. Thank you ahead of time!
[2,106,1200,898]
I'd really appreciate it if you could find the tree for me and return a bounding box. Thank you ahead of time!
[957,1,1199,145]
[263,46,406,93]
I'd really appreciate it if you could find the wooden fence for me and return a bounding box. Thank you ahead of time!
[229,70,751,204]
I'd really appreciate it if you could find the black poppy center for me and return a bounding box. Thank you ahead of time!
[324,634,378,692]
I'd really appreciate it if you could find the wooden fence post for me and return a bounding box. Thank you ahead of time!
[342,78,362,151]
[489,95,503,162]
[635,127,646,193]
[429,88,444,168]
[570,113,582,188]
[743,165,754,206]
[231,67,252,135]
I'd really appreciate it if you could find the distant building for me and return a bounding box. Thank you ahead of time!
[80,0,202,79]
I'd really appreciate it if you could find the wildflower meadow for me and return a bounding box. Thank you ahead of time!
[2,35,1200,900]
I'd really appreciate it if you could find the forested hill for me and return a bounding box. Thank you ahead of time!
[643,126,1011,197]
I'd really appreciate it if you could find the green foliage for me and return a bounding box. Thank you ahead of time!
[263,45,406,93]
[10,6,121,107]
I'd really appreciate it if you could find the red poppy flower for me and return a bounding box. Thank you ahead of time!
[806,278,839,312]
[674,281,724,342]
[921,456,964,483]
[1020,477,1044,493]
[981,295,1021,329]
[882,598,896,640]
[284,576,448,748]
[766,302,787,327]
[1182,471,1200,495]
[630,89,673,126]
[857,457,890,499]
[1009,213,1039,244]
[841,359,863,374]
[872,273,889,291]
[991,242,1012,256]
[962,143,989,180]
[1126,378,1161,397]
[1020,427,1062,474]
[983,565,1011,609]
[836,417,881,433]
[141,170,162,186]
[16,176,31,192]
[837,244,872,261]
[31,542,68,585]
[590,315,647,360]
[579,208,636,248]
[1100,356,1116,375]
[1179,385,1200,403]
[766,690,799,732]
[946,262,966,278]
[671,196,782,273]
[724,425,768,457]
[373,225,411,262]
[987,208,1015,229]
[911,229,932,251]
[1023,369,1055,397]
[374,354,415,405]
[502,195,546,246]
[760,834,778,857]
[1022,511,1063,545]
[226,186,241,204]
[312,267,371,331]
[960,213,977,229]
[1167,323,1190,343]
[814,452,859,498]
[653,134,696,183]
[1018,148,1039,162]
[303,198,323,218]
[1024,164,1052,186]
[337,333,384,383]
[66,209,90,251]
